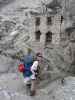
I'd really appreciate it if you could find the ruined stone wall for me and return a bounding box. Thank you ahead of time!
[29,14,61,47]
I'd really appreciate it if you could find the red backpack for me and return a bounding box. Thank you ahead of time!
[18,64,25,72]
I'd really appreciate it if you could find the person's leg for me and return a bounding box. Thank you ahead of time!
[30,79,36,96]
[26,83,31,94]
[24,77,31,94]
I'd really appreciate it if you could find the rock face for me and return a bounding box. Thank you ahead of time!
[0,55,19,73]
[0,0,15,9]
[0,0,75,100]
[0,0,74,77]
[0,55,12,73]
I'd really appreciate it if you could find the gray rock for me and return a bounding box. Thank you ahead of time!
[0,55,19,73]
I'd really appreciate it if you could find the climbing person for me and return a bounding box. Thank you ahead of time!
[18,48,43,96]
[23,51,42,96]
[21,48,34,95]
[30,52,43,96]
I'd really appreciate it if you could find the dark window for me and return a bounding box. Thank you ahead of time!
[35,17,40,26]
[45,31,52,44]
[47,17,52,25]
[67,32,70,37]
[35,30,41,41]
[61,15,64,23]
[0,36,2,40]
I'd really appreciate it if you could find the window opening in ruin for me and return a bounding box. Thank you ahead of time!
[35,30,41,41]
[35,17,40,26]
[67,32,70,38]
[45,31,52,44]
[47,16,52,25]
[0,36,2,40]
[61,15,64,24]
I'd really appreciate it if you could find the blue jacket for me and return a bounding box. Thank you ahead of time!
[22,54,33,77]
